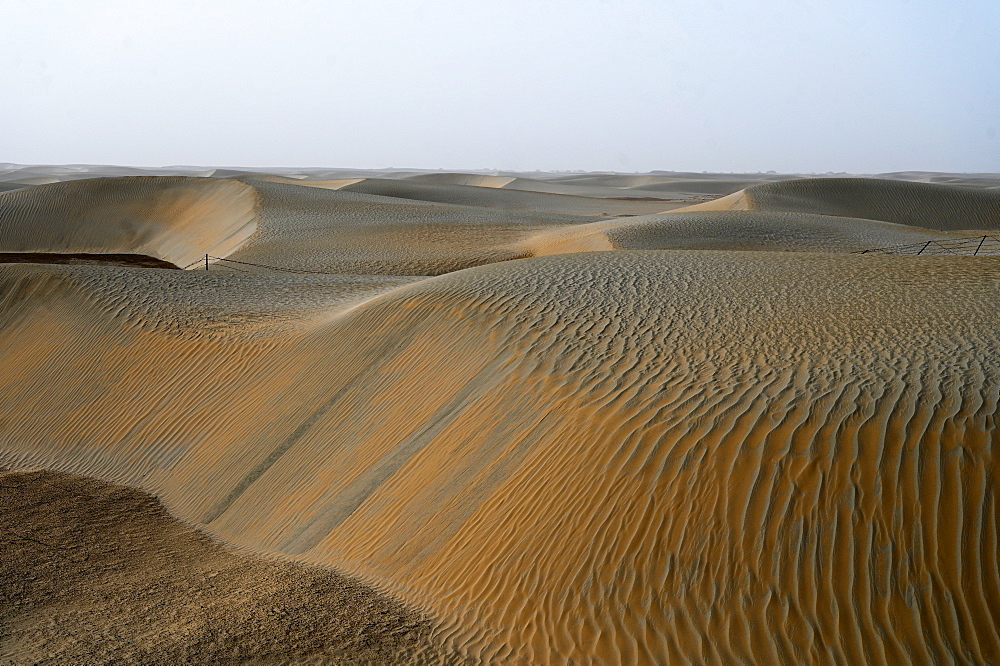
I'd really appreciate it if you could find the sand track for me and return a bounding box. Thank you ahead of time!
[1,250,998,663]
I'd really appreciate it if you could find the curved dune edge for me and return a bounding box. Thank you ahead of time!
[0,252,181,269]
[1,252,998,663]
[0,176,259,268]
[669,177,1000,230]
[0,468,460,665]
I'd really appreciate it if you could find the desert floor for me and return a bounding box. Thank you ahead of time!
[1,164,999,664]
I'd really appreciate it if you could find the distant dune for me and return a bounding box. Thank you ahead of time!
[679,177,1000,230]
[1,167,998,664]
[402,172,517,188]
[339,177,678,216]
[526,210,967,255]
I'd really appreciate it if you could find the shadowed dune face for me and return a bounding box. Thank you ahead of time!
[0,252,180,268]
[679,177,1000,230]
[1,250,998,663]
[0,469,460,665]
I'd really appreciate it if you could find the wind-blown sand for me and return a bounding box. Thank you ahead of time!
[1,168,999,663]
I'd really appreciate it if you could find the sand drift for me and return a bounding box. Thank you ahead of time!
[1,167,999,664]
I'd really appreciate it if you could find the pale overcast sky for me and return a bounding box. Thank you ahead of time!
[2,0,998,173]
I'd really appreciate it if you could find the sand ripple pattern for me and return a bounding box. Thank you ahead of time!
[1,251,998,663]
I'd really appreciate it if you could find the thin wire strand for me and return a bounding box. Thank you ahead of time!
[207,255,342,275]
[855,234,999,255]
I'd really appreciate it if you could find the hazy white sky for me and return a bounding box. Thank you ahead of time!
[2,0,998,172]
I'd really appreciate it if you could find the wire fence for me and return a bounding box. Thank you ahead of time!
[181,254,343,275]
[855,234,1000,256]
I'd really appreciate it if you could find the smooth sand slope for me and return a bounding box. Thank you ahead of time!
[1,170,999,663]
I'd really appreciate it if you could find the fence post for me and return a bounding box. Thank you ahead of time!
[974,235,987,256]
[916,240,932,255]
[205,254,209,271]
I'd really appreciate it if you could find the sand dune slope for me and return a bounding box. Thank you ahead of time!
[678,177,1000,230]
[0,177,258,267]
[526,210,965,255]
[1,252,998,663]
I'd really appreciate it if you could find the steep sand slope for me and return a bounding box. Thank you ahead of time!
[678,177,1000,230]
[0,177,258,267]
[0,468,460,665]
[1,252,997,663]
[526,210,965,255]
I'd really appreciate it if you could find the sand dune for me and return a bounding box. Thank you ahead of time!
[0,177,258,267]
[2,169,999,663]
[678,177,1000,230]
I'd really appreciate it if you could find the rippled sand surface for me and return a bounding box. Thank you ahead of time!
[1,167,999,663]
